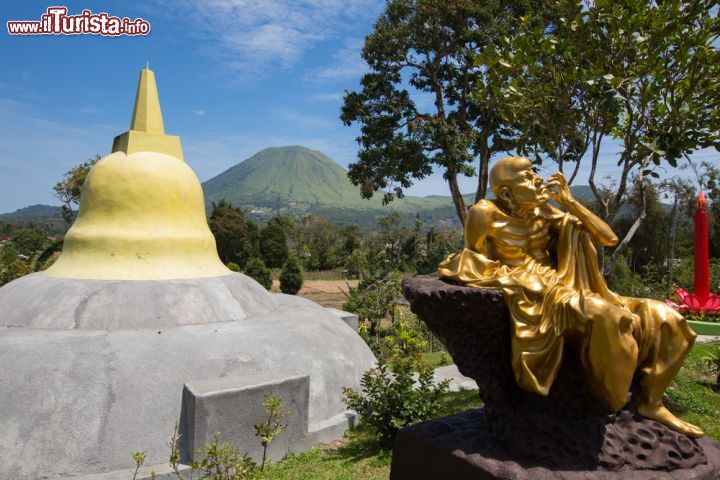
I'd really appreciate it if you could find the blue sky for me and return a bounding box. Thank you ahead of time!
[0,1,715,213]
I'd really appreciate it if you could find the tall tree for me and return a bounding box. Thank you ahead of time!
[341,0,547,225]
[53,154,100,223]
[207,200,253,268]
[260,223,289,269]
[482,0,720,271]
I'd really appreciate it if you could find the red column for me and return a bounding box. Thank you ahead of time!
[694,192,710,302]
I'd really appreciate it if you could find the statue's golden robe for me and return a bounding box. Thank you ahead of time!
[439,212,695,411]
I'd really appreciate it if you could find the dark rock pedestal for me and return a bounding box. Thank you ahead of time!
[390,409,720,480]
[392,276,720,479]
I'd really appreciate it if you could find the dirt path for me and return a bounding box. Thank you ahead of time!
[272,279,358,309]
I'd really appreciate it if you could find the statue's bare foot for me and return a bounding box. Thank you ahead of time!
[637,404,704,438]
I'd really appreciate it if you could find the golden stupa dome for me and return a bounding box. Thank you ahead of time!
[44,67,230,280]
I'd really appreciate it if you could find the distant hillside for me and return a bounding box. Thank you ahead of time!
[0,204,63,219]
[0,204,67,234]
[201,146,599,228]
[201,145,467,227]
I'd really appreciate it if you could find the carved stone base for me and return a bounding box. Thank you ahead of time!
[390,408,720,480]
[401,276,715,471]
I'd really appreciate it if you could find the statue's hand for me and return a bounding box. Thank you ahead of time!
[546,172,574,208]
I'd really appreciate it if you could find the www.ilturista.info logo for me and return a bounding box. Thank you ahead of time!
[7,7,151,36]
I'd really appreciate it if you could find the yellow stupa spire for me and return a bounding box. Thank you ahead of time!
[111,65,183,160]
[44,66,229,280]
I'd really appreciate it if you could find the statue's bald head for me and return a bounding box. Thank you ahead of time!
[490,157,533,197]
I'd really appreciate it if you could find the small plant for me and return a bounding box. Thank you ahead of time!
[190,433,256,480]
[226,262,240,272]
[380,308,429,370]
[254,392,290,472]
[168,422,183,477]
[279,257,304,295]
[166,422,256,480]
[244,257,273,290]
[139,393,289,479]
[131,451,146,480]
[702,346,720,385]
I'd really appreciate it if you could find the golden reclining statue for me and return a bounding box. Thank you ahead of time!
[439,156,702,437]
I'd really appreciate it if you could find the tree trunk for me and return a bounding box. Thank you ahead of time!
[604,207,646,276]
[475,130,490,204]
[448,170,467,226]
[604,156,651,275]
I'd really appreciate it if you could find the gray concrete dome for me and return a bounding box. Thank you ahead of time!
[0,272,376,478]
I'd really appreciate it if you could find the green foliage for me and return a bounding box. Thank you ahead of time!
[53,154,100,223]
[344,249,370,279]
[244,258,273,290]
[415,225,463,275]
[665,341,720,438]
[188,433,256,480]
[162,393,289,479]
[423,351,453,369]
[380,307,430,371]
[0,225,60,286]
[279,257,304,295]
[260,223,289,269]
[341,0,548,223]
[342,359,449,447]
[226,262,240,272]
[208,200,253,269]
[342,272,402,338]
[701,346,720,385]
[343,274,449,447]
[8,226,47,256]
[254,392,290,472]
[131,451,146,480]
[299,217,343,270]
[0,243,33,287]
[480,0,720,263]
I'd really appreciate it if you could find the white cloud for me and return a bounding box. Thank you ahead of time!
[152,0,382,82]
[306,38,367,83]
[193,109,206,116]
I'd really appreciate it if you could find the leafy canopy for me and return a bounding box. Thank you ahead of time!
[342,0,550,224]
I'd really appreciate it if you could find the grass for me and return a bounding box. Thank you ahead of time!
[261,342,720,479]
[422,351,452,369]
[262,388,483,480]
[666,340,720,438]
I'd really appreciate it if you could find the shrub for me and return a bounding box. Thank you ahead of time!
[342,272,402,337]
[343,304,448,447]
[244,258,273,290]
[226,262,240,272]
[279,257,304,294]
[342,359,448,447]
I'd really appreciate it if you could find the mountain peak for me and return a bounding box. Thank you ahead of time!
[202,145,358,208]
